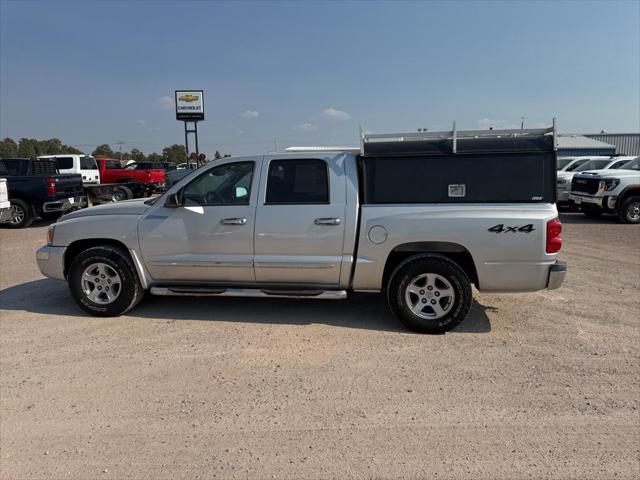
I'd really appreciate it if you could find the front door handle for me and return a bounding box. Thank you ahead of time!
[314,217,341,226]
[221,217,247,225]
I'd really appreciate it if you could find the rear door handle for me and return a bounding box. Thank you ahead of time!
[221,217,247,225]
[314,217,341,226]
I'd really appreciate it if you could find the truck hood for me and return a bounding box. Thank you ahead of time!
[573,169,640,180]
[62,198,151,220]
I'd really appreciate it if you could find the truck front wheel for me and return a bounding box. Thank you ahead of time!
[387,255,472,334]
[68,246,144,316]
[618,195,640,224]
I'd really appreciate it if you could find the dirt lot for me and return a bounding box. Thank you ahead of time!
[1,213,638,479]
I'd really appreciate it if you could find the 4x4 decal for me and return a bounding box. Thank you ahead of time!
[488,224,535,234]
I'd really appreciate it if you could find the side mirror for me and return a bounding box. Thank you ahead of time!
[235,186,248,198]
[164,191,181,208]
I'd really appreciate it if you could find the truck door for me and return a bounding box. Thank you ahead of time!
[254,156,346,286]
[138,159,260,283]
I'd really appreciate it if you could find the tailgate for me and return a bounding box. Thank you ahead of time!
[0,179,9,207]
[148,169,166,182]
[51,174,84,198]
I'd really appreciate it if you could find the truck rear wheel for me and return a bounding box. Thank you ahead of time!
[68,246,144,316]
[618,195,640,224]
[387,255,472,334]
[113,185,133,201]
[6,199,33,229]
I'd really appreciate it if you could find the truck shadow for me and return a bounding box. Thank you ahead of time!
[0,279,491,334]
[559,212,621,224]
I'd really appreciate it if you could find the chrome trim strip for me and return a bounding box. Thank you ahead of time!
[253,262,335,269]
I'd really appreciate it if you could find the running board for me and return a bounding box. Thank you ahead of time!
[150,286,348,300]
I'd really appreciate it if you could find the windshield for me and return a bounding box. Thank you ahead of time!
[564,158,589,171]
[619,158,640,171]
[572,159,611,172]
[557,159,573,170]
[80,156,97,170]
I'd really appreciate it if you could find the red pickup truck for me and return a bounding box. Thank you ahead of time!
[96,158,166,199]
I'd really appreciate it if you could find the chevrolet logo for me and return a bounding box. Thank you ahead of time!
[179,94,199,102]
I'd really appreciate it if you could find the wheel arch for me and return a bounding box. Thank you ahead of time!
[618,186,640,204]
[64,238,132,278]
[382,242,479,290]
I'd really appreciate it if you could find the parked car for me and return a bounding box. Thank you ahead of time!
[0,178,11,224]
[0,158,85,228]
[95,158,166,200]
[556,157,624,207]
[38,154,100,184]
[37,125,566,333]
[570,156,640,223]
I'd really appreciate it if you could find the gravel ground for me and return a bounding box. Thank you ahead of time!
[1,213,639,479]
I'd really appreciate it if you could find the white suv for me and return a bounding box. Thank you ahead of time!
[39,155,100,184]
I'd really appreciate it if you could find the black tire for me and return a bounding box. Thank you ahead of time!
[387,255,472,334]
[68,246,144,316]
[582,205,602,218]
[113,185,133,201]
[6,199,33,228]
[618,195,640,224]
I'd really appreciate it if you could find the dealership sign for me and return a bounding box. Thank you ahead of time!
[175,90,204,121]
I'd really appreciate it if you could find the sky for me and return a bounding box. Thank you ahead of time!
[1,0,639,157]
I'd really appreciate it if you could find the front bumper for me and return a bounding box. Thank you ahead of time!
[557,189,570,203]
[36,245,66,280]
[547,261,566,290]
[569,193,617,210]
[42,196,87,213]
[0,207,11,224]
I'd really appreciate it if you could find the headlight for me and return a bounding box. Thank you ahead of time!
[557,179,568,185]
[601,179,620,191]
[47,225,55,245]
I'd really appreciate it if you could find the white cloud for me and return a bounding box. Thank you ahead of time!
[155,96,174,110]
[323,107,351,120]
[477,118,508,129]
[292,122,318,132]
[238,110,259,119]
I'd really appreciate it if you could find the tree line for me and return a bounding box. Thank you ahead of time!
[0,137,229,164]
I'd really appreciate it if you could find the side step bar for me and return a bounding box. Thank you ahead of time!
[150,286,348,300]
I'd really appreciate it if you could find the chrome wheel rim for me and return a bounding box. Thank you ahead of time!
[81,263,122,305]
[405,273,455,320]
[10,204,25,224]
[626,202,640,222]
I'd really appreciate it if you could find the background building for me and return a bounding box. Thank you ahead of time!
[584,133,640,156]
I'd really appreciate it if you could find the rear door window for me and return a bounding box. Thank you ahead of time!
[55,157,74,170]
[105,160,122,169]
[265,159,329,204]
[80,156,98,169]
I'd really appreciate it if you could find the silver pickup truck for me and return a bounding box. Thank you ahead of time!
[36,125,566,333]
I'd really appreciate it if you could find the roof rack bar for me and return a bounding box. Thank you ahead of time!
[363,126,553,142]
[452,121,457,154]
